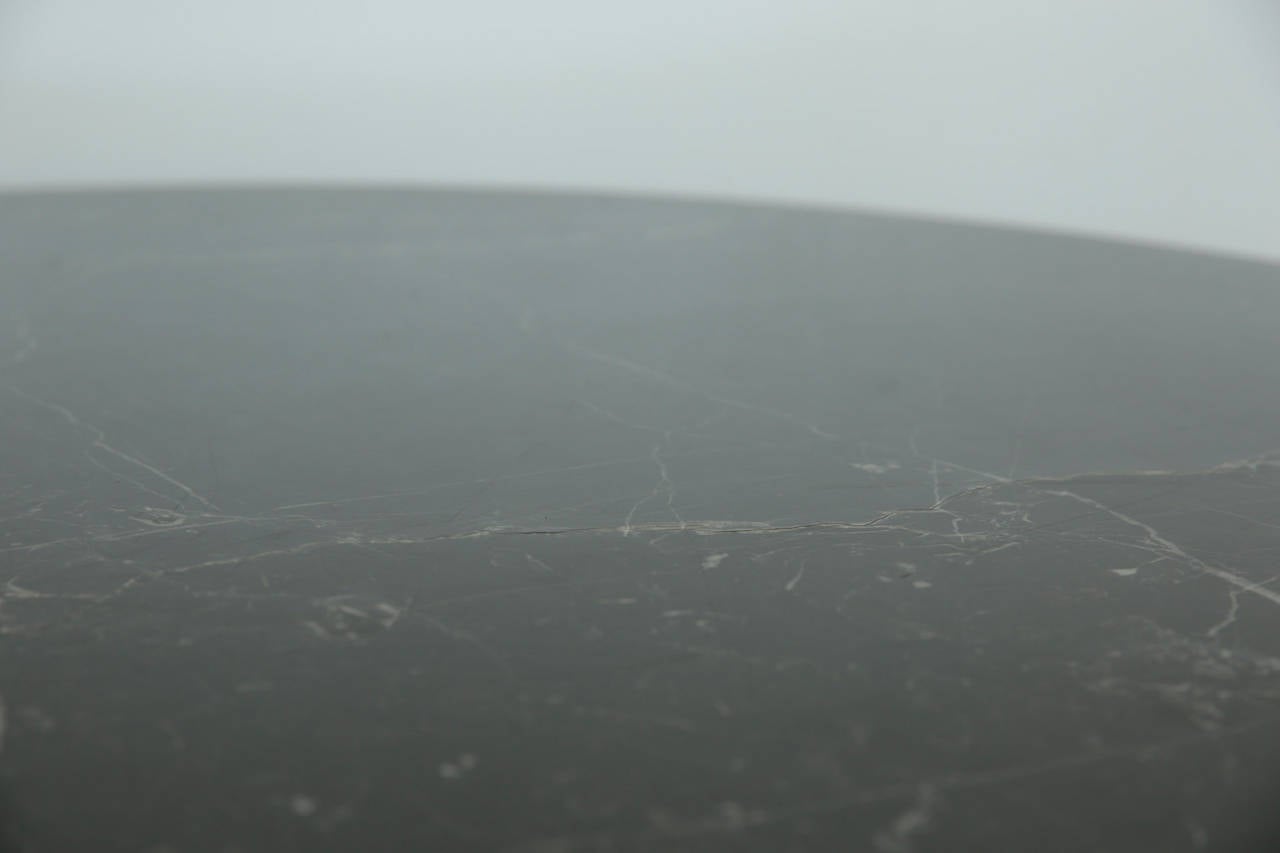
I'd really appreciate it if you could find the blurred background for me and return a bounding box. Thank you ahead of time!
[1,0,1278,261]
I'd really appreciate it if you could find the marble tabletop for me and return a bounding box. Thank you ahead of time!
[2,189,1279,851]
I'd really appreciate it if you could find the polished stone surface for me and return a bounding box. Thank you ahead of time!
[2,189,1280,851]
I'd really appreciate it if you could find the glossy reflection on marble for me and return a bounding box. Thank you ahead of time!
[2,190,1280,852]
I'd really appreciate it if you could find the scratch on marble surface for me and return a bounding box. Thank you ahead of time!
[784,561,807,593]
[6,384,221,512]
[1207,576,1279,637]
[702,553,728,570]
[1208,590,1243,638]
[420,615,511,673]
[1041,487,1280,608]
[874,785,937,853]
[552,332,841,441]
[273,455,649,512]
[622,433,682,536]
[906,429,1280,611]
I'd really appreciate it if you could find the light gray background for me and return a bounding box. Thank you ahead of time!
[2,1,1278,260]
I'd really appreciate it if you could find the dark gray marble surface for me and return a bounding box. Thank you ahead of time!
[2,189,1280,852]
